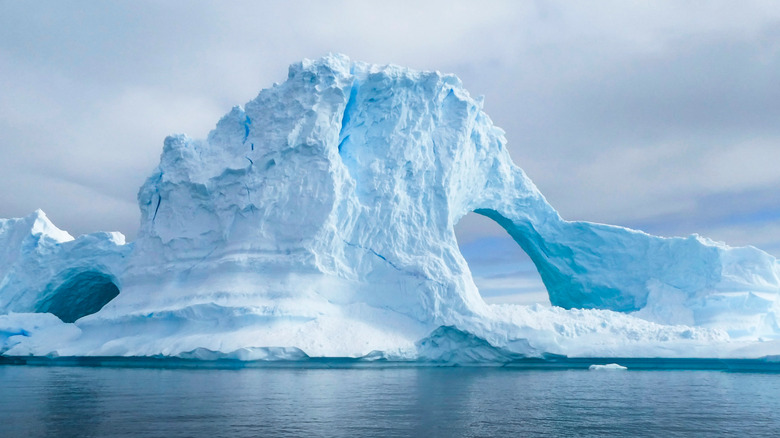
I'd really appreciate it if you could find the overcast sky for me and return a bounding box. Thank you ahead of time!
[2,1,780,301]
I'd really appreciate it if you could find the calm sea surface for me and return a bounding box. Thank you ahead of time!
[2,365,780,437]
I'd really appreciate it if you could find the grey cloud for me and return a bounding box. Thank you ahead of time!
[1,1,779,260]
[455,17,780,255]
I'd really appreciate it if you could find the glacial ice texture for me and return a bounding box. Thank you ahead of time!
[2,54,780,361]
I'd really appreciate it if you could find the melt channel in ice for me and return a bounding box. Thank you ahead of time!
[2,54,780,363]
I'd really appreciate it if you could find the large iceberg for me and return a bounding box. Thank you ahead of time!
[2,55,779,362]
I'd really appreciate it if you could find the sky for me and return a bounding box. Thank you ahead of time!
[2,1,780,303]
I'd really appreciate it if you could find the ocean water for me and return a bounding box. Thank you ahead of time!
[2,365,780,437]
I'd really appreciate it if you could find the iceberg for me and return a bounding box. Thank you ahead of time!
[1,54,779,363]
[0,210,128,322]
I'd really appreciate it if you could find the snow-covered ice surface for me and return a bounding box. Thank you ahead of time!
[2,55,780,363]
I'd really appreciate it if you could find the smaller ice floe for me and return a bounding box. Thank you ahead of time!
[589,363,627,371]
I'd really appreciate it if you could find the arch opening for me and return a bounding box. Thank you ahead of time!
[36,270,120,323]
[455,212,550,306]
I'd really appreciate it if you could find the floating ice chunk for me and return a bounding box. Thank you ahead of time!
[589,363,628,371]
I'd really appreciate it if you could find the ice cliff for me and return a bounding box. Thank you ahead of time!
[2,55,779,361]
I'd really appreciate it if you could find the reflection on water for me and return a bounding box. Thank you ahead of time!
[2,366,780,437]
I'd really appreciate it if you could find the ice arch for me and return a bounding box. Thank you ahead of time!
[35,270,120,323]
[127,54,778,326]
[472,202,778,315]
[0,210,129,319]
[3,55,780,358]
[473,208,649,311]
[455,212,548,305]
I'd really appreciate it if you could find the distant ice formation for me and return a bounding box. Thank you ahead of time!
[0,210,128,322]
[2,55,779,362]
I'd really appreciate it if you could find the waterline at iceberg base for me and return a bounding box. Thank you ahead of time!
[2,55,780,365]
